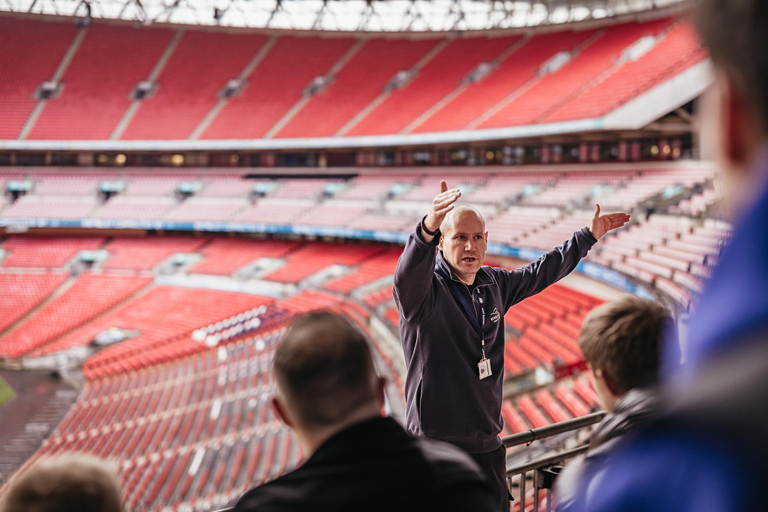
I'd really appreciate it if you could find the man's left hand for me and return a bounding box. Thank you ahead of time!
[588,204,630,240]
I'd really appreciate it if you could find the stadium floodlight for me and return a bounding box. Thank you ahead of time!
[0,0,693,32]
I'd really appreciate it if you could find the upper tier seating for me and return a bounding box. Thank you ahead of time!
[348,35,520,136]
[545,22,705,122]
[0,15,704,141]
[479,19,674,129]
[0,17,77,139]
[28,24,174,140]
[275,38,440,138]
[413,30,595,133]
[120,31,270,140]
[202,35,356,139]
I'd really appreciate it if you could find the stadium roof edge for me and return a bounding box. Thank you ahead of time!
[0,2,692,38]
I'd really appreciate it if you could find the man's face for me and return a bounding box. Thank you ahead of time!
[439,210,488,284]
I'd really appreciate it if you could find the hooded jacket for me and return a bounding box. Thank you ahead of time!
[393,221,596,453]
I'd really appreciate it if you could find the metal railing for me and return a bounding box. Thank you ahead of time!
[503,411,606,512]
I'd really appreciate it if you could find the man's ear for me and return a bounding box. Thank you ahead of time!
[484,231,489,243]
[597,368,621,397]
[438,235,444,251]
[376,377,386,407]
[272,396,293,428]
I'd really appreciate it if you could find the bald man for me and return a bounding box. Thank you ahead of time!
[234,311,498,512]
[393,181,629,510]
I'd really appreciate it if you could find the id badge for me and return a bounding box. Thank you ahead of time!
[478,358,492,380]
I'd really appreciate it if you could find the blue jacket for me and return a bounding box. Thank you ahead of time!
[393,221,596,453]
[561,150,768,512]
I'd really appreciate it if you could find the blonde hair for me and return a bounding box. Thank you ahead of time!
[0,455,122,512]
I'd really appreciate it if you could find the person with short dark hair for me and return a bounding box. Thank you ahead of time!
[554,296,673,509]
[234,310,498,512]
[562,2,768,511]
[0,454,122,512]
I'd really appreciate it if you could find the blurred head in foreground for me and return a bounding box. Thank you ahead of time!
[697,0,768,212]
[271,310,385,456]
[0,454,121,512]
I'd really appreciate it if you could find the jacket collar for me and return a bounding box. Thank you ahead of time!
[436,251,494,288]
[302,416,405,467]
[591,387,658,449]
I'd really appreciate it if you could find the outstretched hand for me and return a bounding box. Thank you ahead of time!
[423,181,461,237]
[588,204,630,240]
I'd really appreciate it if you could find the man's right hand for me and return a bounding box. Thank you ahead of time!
[421,181,461,242]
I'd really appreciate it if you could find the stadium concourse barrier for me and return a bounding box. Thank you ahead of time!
[502,413,607,512]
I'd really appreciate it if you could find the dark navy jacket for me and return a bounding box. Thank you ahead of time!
[393,222,596,453]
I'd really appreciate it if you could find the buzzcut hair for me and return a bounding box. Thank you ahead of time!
[696,0,768,132]
[0,455,122,512]
[578,296,673,396]
[274,310,378,428]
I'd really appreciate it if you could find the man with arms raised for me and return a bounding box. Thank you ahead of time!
[394,182,629,510]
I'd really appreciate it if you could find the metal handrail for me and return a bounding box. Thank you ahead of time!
[506,444,590,476]
[506,445,591,512]
[502,411,605,448]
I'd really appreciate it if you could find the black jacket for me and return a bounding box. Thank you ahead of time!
[234,417,497,512]
[394,222,596,453]
[555,387,658,510]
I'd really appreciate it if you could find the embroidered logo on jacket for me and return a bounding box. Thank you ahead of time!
[490,308,500,323]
